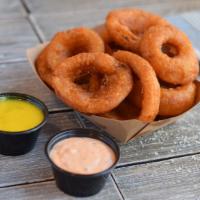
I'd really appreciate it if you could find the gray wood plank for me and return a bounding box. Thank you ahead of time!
[135,1,200,16]
[30,10,109,41]
[0,61,68,111]
[0,178,122,200]
[0,112,82,187]
[0,0,26,19]
[113,154,200,200]
[82,104,200,167]
[24,0,200,15]
[30,10,200,47]
[182,11,200,33]
[0,18,39,63]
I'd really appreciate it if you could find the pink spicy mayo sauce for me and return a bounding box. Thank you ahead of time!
[49,137,116,175]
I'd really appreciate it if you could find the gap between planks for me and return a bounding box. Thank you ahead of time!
[111,173,125,200]
[15,107,200,169]
[2,150,200,192]
[116,151,200,169]
[0,178,54,189]
[20,0,43,43]
[7,2,200,193]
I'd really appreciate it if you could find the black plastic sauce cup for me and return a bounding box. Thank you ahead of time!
[0,93,48,156]
[46,128,120,197]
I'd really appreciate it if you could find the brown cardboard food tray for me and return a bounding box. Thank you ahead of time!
[27,43,200,143]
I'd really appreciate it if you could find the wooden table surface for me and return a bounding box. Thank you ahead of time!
[1,0,200,199]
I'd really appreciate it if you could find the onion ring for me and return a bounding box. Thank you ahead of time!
[93,24,110,44]
[159,82,196,116]
[35,44,53,87]
[127,78,142,109]
[128,80,196,117]
[52,52,133,114]
[94,24,122,55]
[106,8,169,52]
[140,25,199,84]
[101,99,140,120]
[113,50,160,122]
[47,27,104,70]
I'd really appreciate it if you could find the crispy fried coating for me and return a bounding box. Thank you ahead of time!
[159,82,196,116]
[94,24,122,55]
[35,44,53,87]
[106,8,168,52]
[127,78,196,117]
[140,25,199,84]
[114,51,160,122]
[127,78,142,109]
[47,27,104,70]
[53,52,133,114]
[100,99,140,120]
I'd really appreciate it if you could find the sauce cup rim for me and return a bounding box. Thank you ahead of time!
[0,92,48,135]
[45,128,120,178]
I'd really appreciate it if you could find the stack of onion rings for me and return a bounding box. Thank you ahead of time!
[35,27,104,88]
[35,8,199,122]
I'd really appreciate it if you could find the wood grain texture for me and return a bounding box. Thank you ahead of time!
[113,154,200,200]
[0,0,26,19]
[1,1,200,199]
[24,0,200,15]
[30,10,108,41]
[30,9,200,49]
[0,61,68,111]
[0,178,122,200]
[0,18,38,63]
[82,104,200,166]
[182,11,200,33]
[0,112,82,187]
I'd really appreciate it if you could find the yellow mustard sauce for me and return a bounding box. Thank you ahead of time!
[0,99,44,132]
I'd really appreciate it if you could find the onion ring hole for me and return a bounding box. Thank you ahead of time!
[74,71,105,92]
[161,42,179,57]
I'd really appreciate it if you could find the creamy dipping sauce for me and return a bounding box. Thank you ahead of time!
[0,99,44,132]
[50,137,116,175]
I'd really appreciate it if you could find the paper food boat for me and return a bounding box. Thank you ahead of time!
[27,43,200,143]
